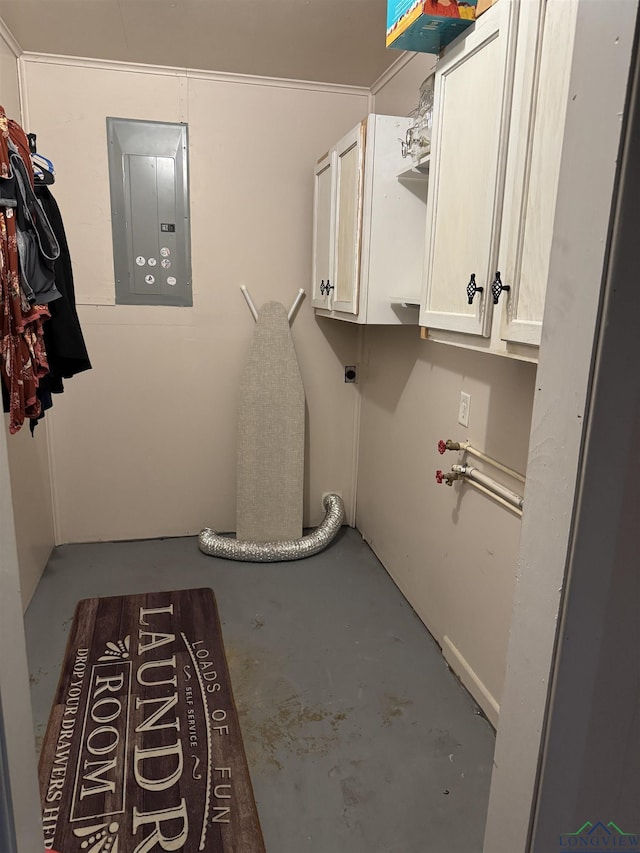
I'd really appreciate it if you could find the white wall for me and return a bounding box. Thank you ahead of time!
[1,26,55,609]
[1,21,49,848]
[6,423,55,607]
[359,55,538,722]
[21,57,369,543]
[0,23,20,117]
[0,368,44,853]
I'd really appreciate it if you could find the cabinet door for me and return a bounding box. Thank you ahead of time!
[420,0,515,336]
[312,152,334,309]
[499,0,578,346]
[331,122,366,316]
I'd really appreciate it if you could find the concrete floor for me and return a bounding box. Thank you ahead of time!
[25,527,495,853]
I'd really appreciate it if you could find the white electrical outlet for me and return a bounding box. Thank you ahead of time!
[458,392,471,427]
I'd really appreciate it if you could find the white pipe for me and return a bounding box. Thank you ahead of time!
[240,285,258,322]
[464,478,523,518]
[465,446,526,483]
[447,440,525,483]
[451,463,524,510]
[288,288,306,322]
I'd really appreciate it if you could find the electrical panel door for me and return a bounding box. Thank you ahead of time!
[107,117,192,307]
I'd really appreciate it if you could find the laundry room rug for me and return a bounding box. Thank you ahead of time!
[38,587,265,853]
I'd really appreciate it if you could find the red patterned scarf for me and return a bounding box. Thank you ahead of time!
[0,105,50,433]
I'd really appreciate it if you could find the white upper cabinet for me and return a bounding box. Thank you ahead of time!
[420,0,516,337]
[312,114,428,324]
[420,0,579,359]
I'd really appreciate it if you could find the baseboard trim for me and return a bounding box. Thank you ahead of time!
[442,634,500,728]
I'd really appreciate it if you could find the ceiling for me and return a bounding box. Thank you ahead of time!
[0,0,399,87]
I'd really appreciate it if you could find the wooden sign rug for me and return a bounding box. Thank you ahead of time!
[38,588,265,852]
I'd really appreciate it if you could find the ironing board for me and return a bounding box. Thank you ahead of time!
[236,300,305,541]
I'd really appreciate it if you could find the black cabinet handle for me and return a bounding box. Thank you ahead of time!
[320,280,334,296]
[491,271,511,305]
[466,273,483,305]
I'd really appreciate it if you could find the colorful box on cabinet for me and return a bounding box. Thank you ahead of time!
[475,0,499,16]
[386,0,478,53]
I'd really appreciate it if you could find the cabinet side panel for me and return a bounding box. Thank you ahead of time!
[366,115,428,324]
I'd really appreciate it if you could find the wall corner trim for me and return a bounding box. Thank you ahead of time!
[0,16,22,57]
[370,50,416,96]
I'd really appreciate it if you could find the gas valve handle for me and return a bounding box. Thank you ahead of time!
[436,470,444,484]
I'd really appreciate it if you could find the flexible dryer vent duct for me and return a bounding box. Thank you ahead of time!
[198,494,344,562]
